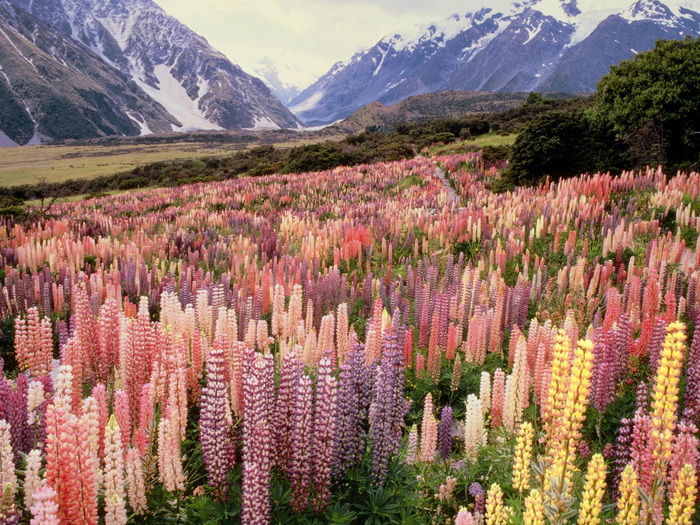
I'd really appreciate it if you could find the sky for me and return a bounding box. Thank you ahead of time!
[152,0,481,89]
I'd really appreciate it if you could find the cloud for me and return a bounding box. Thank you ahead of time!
[153,0,486,89]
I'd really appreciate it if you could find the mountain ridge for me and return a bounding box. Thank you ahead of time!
[290,0,700,125]
[0,0,302,145]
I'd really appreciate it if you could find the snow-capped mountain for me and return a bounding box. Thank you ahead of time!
[0,0,178,145]
[0,0,301,144]
[290,0,700,125]
[250,58,318,106]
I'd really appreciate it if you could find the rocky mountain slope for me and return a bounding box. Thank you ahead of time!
[291,0,700,125]
[0,0,301,145]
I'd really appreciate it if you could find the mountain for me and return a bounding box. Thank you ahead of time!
[330,90,581,135]
[0,0,301,145]
[0,0,179,145]
[290,0,700,125]
[250,58,318,105]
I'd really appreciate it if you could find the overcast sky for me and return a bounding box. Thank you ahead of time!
[153,0,481,88]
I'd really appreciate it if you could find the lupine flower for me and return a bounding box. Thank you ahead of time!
[577,454,607,525]
[369,335,406,482]
[311,353,337,511]
[290,375,313,512]
[543,331,571,438]
[455,508,475,525]
[616,464,640,525]
[103,415,127,525]
[438,476,457,502]
[124,447,147,515]
[419,393,437,463]
[479,371,491,412]
[491,369,505,427]
[523,488,545,525]
[438,406,453,459]
[242,352,274,525]
[157,416,185,493]
[469,482,485,515]
[464,394,484,463]
[14,307,53,378]
[546,339,594,499]
[0,482,19,525]
[667,463,698,525]
[512,422,534,492]
[450,354,462,391]
[29,483,60,525]
[334,349,369,476]
[644,321,687,519]
[23,449,43,511]
[199,337,236,499]
[485,483,506,525]
[611,417,634,499]
[0,421,16,498]
[405,424,418,465]
[669,422,700,495]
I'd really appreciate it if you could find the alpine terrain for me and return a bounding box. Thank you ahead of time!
[290,0,700,125]
[0,0,301,145]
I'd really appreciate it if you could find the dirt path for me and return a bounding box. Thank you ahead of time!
[433,163,460,205]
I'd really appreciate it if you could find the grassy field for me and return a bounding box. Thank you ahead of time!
[0,142,247,187]
[0,135,336,188]
[428,133,516,156]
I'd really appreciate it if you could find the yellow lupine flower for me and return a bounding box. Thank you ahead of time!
[524,488,545,525]
[668,464,698,525]
[577,454,607,525]
[512,421,534,492]
[543,330,570,439]
[545,338,594,498]
[643,322,687,522]
[616,464,640,525]
[485,483,506,525]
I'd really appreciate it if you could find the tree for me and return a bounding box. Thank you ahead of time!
[596,36,700,168]
[506,110,595,186]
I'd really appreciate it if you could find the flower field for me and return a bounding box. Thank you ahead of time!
[0,152,699,524]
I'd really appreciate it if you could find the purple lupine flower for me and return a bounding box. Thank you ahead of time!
[369,331,407,483]
[438,406,453,459]
[311,353,338,512]
[6,375,30,461]
[634,382,648,416]
[611,417,634,500]
[683,320,700,422]
[242,351,274,525]
[334,346,372,477]
[577,440,591,460]
[468,482,485,515]
[612,314,632,379]
[274,354,303,476]
[199,338,236,500]
[592,327,615,413]
[290,375,314,512]
[647,318,668,379]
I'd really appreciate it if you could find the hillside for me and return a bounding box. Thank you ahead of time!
[330,90,582,134]
[0,0,301,145]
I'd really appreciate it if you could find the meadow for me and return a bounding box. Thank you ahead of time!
[0,134,335,188]
[0,150,699,524]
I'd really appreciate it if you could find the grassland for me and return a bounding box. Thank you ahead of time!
[0,134,337,187]
[428,133,516,155]
[0,142,247,186]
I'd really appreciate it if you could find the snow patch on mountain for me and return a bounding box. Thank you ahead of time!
[134,64,222,131]
[0,130,19,147]
[127,111,153,135]
[290,89,325,114]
